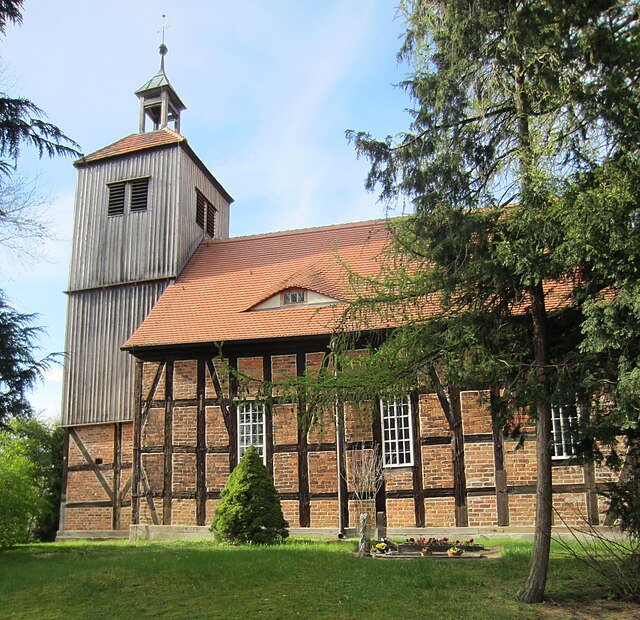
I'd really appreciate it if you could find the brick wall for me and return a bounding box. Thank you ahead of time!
[273,452,298,493]
[467,495,498,526]
[310,499,338,527]
[386,498,415,527]
[63,359,623,532]
[308,452,337,494]
[424,497,456,527]
[64,423,133,531]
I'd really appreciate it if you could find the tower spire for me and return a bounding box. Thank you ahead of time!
[135,15,186,134]
[159,14,168,72]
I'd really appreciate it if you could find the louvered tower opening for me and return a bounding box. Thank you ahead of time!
[130,178,149,212]
[107,182,126,216]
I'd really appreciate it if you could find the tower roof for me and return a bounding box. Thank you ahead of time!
[74,127,185,166]
[136,43,186,133]
[135,47,186,112]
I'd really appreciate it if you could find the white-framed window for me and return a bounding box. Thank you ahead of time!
[238,401,266,463]
[551,403,580,459]
[380,396,413,467]
[282,290,305,305]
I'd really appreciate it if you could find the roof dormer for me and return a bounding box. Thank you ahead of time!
[248,287,340,311]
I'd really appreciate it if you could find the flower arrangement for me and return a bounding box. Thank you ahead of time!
[374,542,389,553]
[405,536,475,550]
[447,545,463,557]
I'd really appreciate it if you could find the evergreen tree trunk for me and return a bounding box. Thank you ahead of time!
[514,57,553,601]
[517,281,553,603]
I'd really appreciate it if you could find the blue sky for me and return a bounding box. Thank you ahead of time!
[0,0,412,420]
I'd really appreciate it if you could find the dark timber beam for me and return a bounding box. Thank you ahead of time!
[196,359,207,526]
[583,461,599,526]
[372,399,387,517]
[410,391,425,527]
[491,386,510,526]
[228,356,239,472]
[163,361,174,525]
[263,354,274,476]
[112,422,122,530]
[297,352,311,527]
[335,398,349,531]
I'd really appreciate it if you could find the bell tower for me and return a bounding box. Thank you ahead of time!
[135,43,185,133]
[60,42,232,432]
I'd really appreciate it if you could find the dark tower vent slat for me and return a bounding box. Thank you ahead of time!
[107,182,125,217]
[206,202,216,237]
[196,189,206,228]
[130,178,150,212]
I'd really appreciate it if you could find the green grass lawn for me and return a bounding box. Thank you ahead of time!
[0,538,636,619]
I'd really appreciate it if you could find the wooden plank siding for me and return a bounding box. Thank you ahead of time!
[61,281,168,425]
[62,142,232,427]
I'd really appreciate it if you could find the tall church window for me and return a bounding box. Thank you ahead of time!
[380,396,413,467]
[551,403,580,459]
[238,401,266,463]
[107,177,149,216]
[196,188,216,237]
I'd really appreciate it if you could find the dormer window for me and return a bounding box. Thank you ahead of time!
[248,288,338,311]
[107,177,149,217]
[196,188,216,237]
[283,291,305,305]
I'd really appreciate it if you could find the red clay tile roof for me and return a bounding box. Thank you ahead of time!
[124,220,393,349]
[123,218,577,351]
[74,128,185,166]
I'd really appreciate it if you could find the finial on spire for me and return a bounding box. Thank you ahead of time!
[136,14,184,134]
[158,14,169,72]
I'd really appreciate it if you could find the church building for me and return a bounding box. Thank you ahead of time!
[58,47,617,537]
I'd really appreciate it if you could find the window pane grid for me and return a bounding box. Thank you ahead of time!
[380,396,413,467]
[551,404,579,459]
[283,291,305,305]
[238,402,266,463]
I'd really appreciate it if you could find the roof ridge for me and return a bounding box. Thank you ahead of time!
[75,128,186,166]
[205,218,391,245]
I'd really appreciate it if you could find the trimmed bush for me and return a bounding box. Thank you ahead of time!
[211,446,288,544]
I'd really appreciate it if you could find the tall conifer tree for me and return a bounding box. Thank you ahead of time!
[345,0,640,603]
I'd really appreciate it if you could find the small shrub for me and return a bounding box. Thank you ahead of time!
[211,446,288,544]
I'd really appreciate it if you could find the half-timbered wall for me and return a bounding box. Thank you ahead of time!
[61,423,133,531]
[60,347,619,532]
